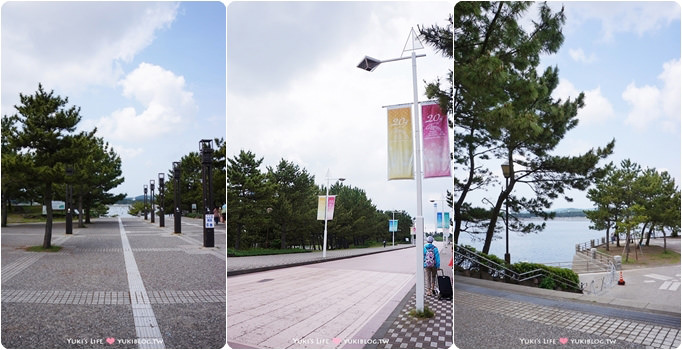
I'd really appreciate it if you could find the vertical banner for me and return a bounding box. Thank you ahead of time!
[437,212,450,229]
[421,103,451,178]
[387,106,414,180]
[326,196,336,220]
[389,219,398,232]
[317,195,337,220]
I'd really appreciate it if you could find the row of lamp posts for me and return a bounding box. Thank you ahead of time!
[140,139,215,248]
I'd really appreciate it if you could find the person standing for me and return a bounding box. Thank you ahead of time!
[423,236,440,296]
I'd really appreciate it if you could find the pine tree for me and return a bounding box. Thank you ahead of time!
[424,3,614,252]
[11,84,83,248]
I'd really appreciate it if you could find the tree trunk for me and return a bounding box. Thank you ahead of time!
[615,216,620,247]
[453,205,462,244]
[638,223,647,247]
[1,194,9,227]
[85,204,91,224]
[664,229,667,253]
[280,223,287,249]
[645,225,653,246]
[78,192,84,228]
[482,186,508,254]
[605,220,611,251]
[453,132,477,246]
[42,183,53,249]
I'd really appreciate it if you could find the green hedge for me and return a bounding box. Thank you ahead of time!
[458,245,581,292]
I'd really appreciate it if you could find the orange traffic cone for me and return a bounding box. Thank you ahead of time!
[617,271,625,285]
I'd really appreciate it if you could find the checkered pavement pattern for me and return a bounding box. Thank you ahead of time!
[375,292,454,349]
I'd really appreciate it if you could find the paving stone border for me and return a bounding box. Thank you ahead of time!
[3,289,225,305]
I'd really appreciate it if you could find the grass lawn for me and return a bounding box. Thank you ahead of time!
[26,245,62,252]
[597,243,680,267]
[227,247,312,257]
[6,213,66,224]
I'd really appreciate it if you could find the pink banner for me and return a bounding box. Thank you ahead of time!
[421,103,451,178]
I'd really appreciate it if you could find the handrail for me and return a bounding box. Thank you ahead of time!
[453,244,585,293]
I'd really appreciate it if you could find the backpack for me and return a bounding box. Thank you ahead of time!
[425,246,435,268]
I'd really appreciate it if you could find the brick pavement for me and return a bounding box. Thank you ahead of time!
[1,216,226,349]
[368,243,454,349]
[454,288,680,348]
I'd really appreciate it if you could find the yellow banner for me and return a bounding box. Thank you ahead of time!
[387,107,414,180]
[316,195,336,220]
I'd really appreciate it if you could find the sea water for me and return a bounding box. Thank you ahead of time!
[456,218,605,265]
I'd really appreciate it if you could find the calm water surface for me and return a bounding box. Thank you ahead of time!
[456,218,605,265]
[106,204,133,218]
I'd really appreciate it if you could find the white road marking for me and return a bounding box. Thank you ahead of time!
[118,218,165,349]
[644,273,672,281]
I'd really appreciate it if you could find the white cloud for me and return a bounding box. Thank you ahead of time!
[568,48,596,63]
[553,80,615,125]
[89,63,197,142]
[1,2,179,114]
[622,59,680,131]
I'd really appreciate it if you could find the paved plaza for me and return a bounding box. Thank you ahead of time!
[227,244,455,349]
[453,272,681,349]
[1,216,226,349]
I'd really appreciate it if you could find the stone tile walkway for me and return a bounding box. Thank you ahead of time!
[454,288,680,349]
[1,217,226,349]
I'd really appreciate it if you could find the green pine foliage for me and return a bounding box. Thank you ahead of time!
[225,151,415,251]
[586,160,681,261]
[2,84,125,248]
[420,3,614,254]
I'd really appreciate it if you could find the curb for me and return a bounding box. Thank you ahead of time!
[227,245,414,276]
[454,274,682,319]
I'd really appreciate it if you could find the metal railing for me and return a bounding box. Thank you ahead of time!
[583,260,618,295]
[575,237,606,252]
[452,244,585,294]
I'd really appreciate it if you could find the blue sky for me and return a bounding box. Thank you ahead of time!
[537,2,681,208]
[2,1,226,199]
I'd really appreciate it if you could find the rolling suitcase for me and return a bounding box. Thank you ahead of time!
[437,269,453,300]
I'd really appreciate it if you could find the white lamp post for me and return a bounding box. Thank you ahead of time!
[323,169,345,258]
[357,28,427,312]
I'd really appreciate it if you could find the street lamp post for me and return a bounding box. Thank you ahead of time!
[430,200,437,239]
[323,170,345,258]
[357,28,427,312]
[143,185,148,220]
[200,139,214,248]
[150,180,155,224]
[158,173,165,228]
[65,166,73,234]
[501,162,511,265]
[173,162,181,234]
[392,211,397,246]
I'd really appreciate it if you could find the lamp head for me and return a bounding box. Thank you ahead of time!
[357,56,381,72]
[501,162,511,179]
